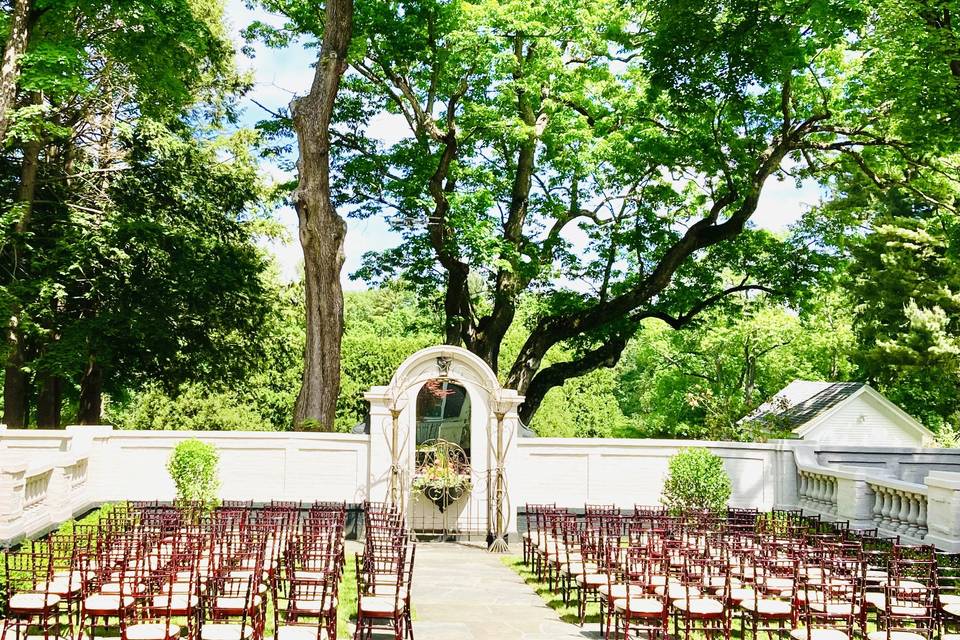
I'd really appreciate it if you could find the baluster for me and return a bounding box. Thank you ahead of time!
[871,485,882,525]
[798,473,808,507]
[880,489,894,528]
[905,494,920,538]
[897,491,912,534]
[918,499,928,539]
[830,478,838,514]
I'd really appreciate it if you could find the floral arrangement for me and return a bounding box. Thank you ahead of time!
[412,440,471,512]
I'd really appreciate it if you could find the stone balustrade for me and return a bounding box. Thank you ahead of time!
[868,478,927,540]
[798,470,838,514]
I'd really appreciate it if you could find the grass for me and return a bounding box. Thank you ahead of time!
[503,557,894,640]
[501,555,602,625]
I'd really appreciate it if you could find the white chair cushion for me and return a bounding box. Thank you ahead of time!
[84,594,134,611]
[599,584,645,599]
[358,595,402,614]
[200,624,253,640]
[9,594,60,610]
[867,632,927,640]
[275,626,323,640]
[152,594,199,610]
[790,628,849,640]
[293,597,337,614]
[741,599,792,615]
[671,597,724,615]
[613,597,664,614]
[125,623,181,640]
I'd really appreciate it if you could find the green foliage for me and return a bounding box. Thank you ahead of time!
[849,209,960,433]
[109,383,272,431]
[618,294,856,440]
[660,447,732,514]
[167,439,220,515]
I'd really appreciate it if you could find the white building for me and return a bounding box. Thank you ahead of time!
[747,381,935,447]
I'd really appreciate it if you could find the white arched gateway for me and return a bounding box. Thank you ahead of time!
[365,346,524,546]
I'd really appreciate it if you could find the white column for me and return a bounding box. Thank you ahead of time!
[0,462,27,543]
[363,386,395,506]
[924,471,960,552]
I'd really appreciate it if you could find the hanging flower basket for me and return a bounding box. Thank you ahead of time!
[412,440,471,513]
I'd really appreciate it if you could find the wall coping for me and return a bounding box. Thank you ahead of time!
[518,437,790,450]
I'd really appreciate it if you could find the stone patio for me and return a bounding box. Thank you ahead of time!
[361,542,601,639]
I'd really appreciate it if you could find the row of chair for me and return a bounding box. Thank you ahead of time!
[522,504,960,640]
[2,501,347,640]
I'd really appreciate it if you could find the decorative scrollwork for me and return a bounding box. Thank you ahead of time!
[412,439,472,513]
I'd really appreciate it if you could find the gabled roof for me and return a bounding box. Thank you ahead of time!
[745,380,935,442]
[746,381,866,430]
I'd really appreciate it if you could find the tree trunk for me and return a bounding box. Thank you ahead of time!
[0,0,32,143]
[3,322,28,427]
[77,357,103,424]
[36,374,62,428]
[3,116,42,428]
[290,0,353,431]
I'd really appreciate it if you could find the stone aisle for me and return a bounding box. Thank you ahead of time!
[404,543,600,640]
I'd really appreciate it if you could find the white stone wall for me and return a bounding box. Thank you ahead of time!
[512,438,789,510]
[4,424,960,550]
[0,426,371,543]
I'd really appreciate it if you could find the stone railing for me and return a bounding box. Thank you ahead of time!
[0,426,372,544]
[23,468,52,511]
[798,469,838,514]
[868,478,927,540]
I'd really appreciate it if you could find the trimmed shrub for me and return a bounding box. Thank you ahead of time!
[660,447,732,514]
[167,439,220,516]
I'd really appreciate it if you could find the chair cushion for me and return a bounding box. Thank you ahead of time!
[125,623,181,640]
[152,594,199,611]
[84,594,135,611]
[613,597,665,614]
[864,592,886,610]
[575,573,606,586]
[9,593,60,611]
[292,571,326,581]
[599,584,646,599]
[944,603,960,618]
[866,632,928,640]
[790,628,849,640]
[100,582,147,596]
[888,604,927,617]
[809,601,861,616]
[200,624,253,640]
[763,578,794,591]
[730,588,757,602]
[358,595,402,614]
[276,625,322,640]
[293,597,338,614]
[741,599,792,616]
[214,596,262,611]
[671,597,724,615]
[656,584,700,599]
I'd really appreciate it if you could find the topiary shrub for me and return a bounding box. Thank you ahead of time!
[660,447,732,514]
[167,439,220,518]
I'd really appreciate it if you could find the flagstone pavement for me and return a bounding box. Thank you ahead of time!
[361,542,602,640]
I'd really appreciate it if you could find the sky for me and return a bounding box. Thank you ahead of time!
[224,0,824,289]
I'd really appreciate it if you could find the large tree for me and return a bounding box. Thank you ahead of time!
[287,0,353,431]
[254,0,954,425]
[0,0,272,426]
